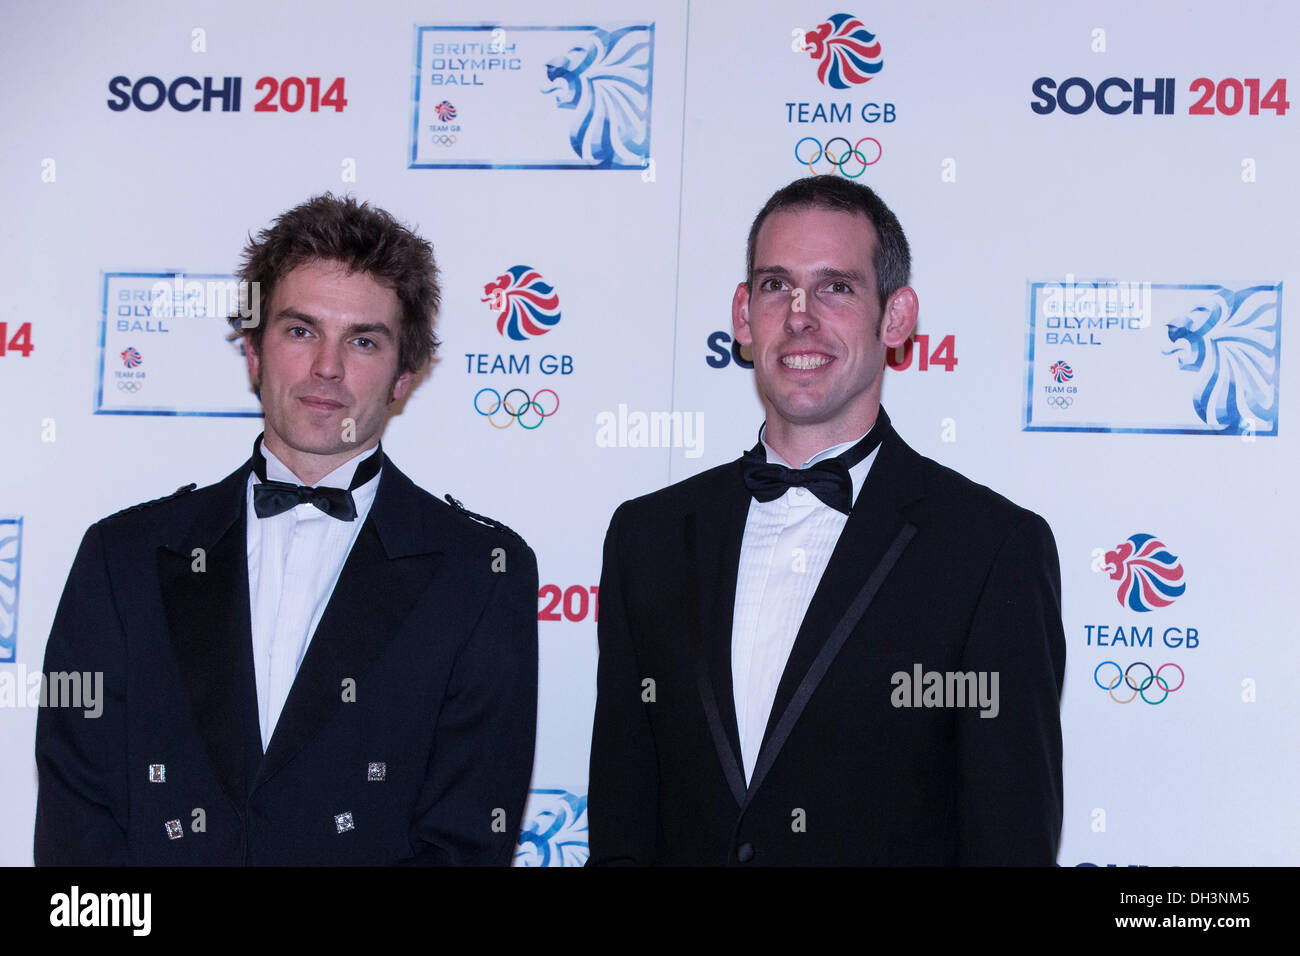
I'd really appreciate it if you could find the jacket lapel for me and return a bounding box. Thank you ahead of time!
[253,457,443,790]
[746,409,926,805]
[686,465,751,808]
[157,459,260,818]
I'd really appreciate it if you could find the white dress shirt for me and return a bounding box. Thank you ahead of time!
[245,441,382,751]
[730,427,881,784]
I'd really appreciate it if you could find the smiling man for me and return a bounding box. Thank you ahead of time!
[35,195,537,865]
[588,175,1066,865]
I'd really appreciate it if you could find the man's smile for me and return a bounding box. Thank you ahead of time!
[780,351,834,371]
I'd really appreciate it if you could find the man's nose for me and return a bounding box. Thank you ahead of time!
[311,339,344,379]
[785,287,819,332]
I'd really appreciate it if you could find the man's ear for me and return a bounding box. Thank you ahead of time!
[732,281,753,346]
[390,369,414,404]
[880,286,919,348]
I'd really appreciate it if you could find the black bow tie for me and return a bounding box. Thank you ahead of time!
[741,416,887,515]
[250,434,382,521]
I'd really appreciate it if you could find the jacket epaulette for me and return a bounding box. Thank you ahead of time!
[444,494,524,543]
[106,483,197,519]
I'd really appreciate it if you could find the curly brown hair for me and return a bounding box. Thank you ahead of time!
[229,194,440,375]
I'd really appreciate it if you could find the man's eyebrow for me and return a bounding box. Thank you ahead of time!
[273,308,395,338]
[813,267,867,284]
[341,321,395,339]
[752,266,868,283]
[273,308,319,326]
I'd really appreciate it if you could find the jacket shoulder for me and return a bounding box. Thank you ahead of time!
[92,460,249,543]
[101,482,199,522]
[441,493,529,548]
[385,461,533,557]
[609,459,740,527]
[905,443,1050,538]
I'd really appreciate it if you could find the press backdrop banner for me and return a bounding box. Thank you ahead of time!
[1,0,1295,866]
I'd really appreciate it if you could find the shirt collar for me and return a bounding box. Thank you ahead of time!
[259,440,382,491]
[758,423,881,509]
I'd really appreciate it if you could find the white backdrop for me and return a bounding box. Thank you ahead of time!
[1,0,1295,866]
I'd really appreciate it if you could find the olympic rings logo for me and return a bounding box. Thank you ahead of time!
[795,137,882,178]
[1046,395,1074,408]
[1093,661,1185,704]
[429,134,457,146]
[473,388,559,429]
[116,379,143,393]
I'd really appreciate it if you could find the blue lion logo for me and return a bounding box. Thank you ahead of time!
[0,517,21,661]
[542,27,651,168]
[1162,285,1279,432]
[514,789,588,867]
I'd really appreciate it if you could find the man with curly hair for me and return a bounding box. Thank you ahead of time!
[36,195,537,865]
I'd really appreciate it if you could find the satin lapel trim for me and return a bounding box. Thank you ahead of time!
[748,419,926,804]
[687,467,751,808]
[156,462,256,818]
[741,522,918,811]
[254,461,442,791]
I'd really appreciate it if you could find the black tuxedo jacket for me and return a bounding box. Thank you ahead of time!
[34,448,537,865]
[588,407,1065,865]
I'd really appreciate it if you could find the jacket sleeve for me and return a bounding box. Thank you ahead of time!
[587,504,660,865]
[955,510,1066,865]
[402,536,538,865]
[34,522,131,865]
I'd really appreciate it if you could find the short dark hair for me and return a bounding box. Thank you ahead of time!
[230,193,440,376]
[745,175,911,309]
